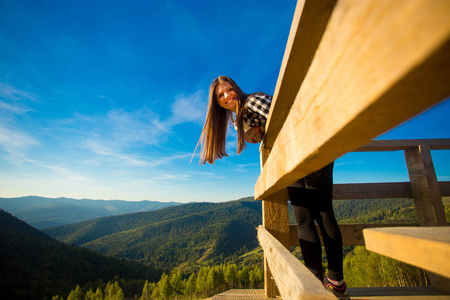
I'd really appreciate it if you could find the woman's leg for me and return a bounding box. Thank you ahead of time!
[313,190,344,281]
[289,163,344,281]
[289,188,324,281]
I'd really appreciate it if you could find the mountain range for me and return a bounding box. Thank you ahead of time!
[44,197,261,272]
[0,196,181,229]
[2,194,437,300]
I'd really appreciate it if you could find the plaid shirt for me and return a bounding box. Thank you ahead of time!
[243,93,272,128]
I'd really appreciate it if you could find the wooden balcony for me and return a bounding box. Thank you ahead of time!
[253,0,450,299]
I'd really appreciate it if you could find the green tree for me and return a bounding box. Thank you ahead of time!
[170,269,183,296]
[196,267,209,297]
[104,281,124,300]
[94,287,103,300]
[344,246,428,287]
[140,280,153,300]
[151,283,161,300]
[185,273,197,298]
[215,265,226,292]
[153,273,172,299]
[67,285,84,300]
[207,267,219,294]
[249,266,263,288]
[225,264,238,288]
[84,289,95,300]
[238,267,250,288]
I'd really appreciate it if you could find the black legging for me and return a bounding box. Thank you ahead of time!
[287,163,343,282]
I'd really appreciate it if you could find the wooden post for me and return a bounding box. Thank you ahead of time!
[404,145,450,293]
[262,187,290,298]
[404,145,447,226]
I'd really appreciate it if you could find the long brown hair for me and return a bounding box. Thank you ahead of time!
[196,76,248,164]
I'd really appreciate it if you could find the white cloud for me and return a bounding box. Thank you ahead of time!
[0,100,33,114]
[83,139,155,167]
[45,165,90,184]
[0,125,38,152]
[237,163,259,168]
[0,83,39,157]
[99,95,115,104]
[158,173,191,181]
[169,90,207,125]
[0,83,39,102]
[67,91,206,168]
[106,108,168,146]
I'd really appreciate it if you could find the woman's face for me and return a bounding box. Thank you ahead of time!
[215,81,237,111]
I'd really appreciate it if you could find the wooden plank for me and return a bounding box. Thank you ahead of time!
[212,289,268,300]
[212,287,450,299]
[255,0,450,200]
[334,182,450,199]
[262,189,290,247]
[351,295,450,299]
[333,182,413,199]
[357,139,450,152]
[264,0,337,149]
[289,223,419,247]
[261,189,290,298]
[441,182,450,198]
[363,227,450,279]
[405,145,447,226]
[333,182,450,199]
[349,286,450,298]
[257,226,336,300]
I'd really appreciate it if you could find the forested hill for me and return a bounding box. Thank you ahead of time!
[44,197,421,274]
[0,209,161,300]
[0,196,181,229]
[45,197,260,271]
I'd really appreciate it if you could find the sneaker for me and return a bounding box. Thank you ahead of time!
[324,277,350,300]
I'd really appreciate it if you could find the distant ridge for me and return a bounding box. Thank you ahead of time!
[0,196,182,229]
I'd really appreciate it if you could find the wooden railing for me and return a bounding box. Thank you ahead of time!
[255,0,450,299]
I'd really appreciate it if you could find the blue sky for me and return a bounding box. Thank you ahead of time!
[0,0,449,203]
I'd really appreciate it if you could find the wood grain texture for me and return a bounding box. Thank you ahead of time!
[264,0,337,149]
[405,146,447,226]
[333,182,450,199]
[357,139,450,152]
[364,227,450,278]
[255,0,450,200]
[289,223,420,247]
[261,189,290,298]
[258,226,336,300]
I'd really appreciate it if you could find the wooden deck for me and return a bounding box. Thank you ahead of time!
[211,288,450,299]
[211,289,278,299]
[350,287,450,299]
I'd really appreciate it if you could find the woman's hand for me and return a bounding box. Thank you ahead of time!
[244,126,263,143]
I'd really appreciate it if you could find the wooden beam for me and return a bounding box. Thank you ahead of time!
[357,139,450,152]
[255,0,450,199]
[289,223,420,247]
[333,182,412,199]
[258,226,336,300]
[334,182,450,199]
[364,227,450,279]
[264,0,337,149]
[405,145,447,226]
[261,189,290,298]
[440,181,450,197]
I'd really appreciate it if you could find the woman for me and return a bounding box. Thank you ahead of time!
[196,76,349,300]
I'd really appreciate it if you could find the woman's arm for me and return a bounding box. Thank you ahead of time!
[244,126,263,144]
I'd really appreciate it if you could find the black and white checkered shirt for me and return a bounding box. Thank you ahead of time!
[243,93,272,128]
